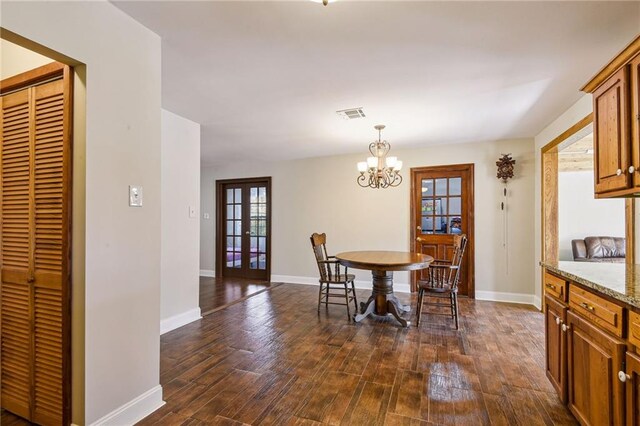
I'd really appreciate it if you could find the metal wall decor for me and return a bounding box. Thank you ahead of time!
[496,153,516,182]
[356,125,403,189]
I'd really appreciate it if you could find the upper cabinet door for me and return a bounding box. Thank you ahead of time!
[593,66,631,195]
[631,54,640,188]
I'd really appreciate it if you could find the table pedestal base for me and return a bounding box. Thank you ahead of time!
[354,270,411,327]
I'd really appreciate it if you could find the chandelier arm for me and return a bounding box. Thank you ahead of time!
[382,141,390,157]
[357,174,368,188]
[369,142,377,157]
[391,173,403,187]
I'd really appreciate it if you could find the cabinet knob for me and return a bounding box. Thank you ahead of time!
[561,324,569,332]
[617,169,623,176]
[630,166,636,174]
[555,317,561,325]
[618,371,632,383]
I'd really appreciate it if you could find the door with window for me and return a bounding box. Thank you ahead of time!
[216,177,271,280]
[411,164,474,296]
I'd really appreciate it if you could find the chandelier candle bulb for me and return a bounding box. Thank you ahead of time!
[386,156,397,169]
[356,124,403,189]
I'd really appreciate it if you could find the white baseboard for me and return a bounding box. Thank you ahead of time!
[88,385,164,426]
[475,290,536,306]
[272,275,535,306]
[271,274,316,285]
[200,269,215,277]
[354,280,411,294]
[271,275,411,294]
[533,295,542,311]
[160,307,202,335]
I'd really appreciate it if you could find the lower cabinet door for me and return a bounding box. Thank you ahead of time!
[626,351,640,426]
[545,295,567,402]
[567,310,626,425]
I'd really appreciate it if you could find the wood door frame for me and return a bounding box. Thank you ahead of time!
[410,163,475,297]
[0,62,66,95]
[215,176,272,280]
[541,113,635,307]
[0,61,73,425]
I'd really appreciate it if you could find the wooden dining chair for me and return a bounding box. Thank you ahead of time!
[310,233,358,320]
[416,234,468,329]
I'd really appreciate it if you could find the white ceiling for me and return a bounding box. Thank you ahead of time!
[113,1,640,166]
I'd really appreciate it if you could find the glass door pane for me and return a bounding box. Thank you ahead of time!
[248,185,268,270]
[225,186,242,269]
[420,177,464,235]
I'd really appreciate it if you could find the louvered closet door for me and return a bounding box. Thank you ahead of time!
[1,66,70,426]
[1,87,32,420]
[32,78,67,426]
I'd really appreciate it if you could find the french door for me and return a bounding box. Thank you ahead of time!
[411,164,474,297]
[216,177,271,280]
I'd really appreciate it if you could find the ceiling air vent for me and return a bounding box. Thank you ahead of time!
[336,107,366,120]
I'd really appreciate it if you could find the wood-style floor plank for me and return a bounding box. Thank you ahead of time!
[134,283,577,425]
[0,281,578,426]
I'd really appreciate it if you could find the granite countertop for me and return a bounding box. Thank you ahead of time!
[541,261,640,308]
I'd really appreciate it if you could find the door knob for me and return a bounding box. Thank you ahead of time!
[630,166,636,174]
[561,324,569,332]
[618,371,632,383]
[555,317,561,325]
[416,226,421,231]
[617,169,623,176]
[245,231,250,235]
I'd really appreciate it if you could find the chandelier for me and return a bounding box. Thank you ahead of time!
[356,125,403,189]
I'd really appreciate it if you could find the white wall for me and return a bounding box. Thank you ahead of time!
[201,138,536,301]
[1,2,163,424]
[161,109,201,333]
[558,170,625,260]
[0,39,52,78]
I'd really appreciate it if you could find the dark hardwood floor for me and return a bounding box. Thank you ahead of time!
[199,276,275,315]
[0,409,29,426]
[140,283,577,425]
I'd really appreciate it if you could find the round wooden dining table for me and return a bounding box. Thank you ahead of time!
[335,251,433,327]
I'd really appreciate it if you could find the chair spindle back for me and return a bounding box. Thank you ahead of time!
[310,232,331,280]
[427,234,468,290]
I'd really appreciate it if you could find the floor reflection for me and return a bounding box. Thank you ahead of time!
[199,276,275,315]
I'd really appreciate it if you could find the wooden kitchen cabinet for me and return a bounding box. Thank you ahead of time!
[567,310,626,425]
[630,53,640,190]
[624,351,640,426]
[545,294,567,403]
[583,36,640,198]
[592,66,631,195]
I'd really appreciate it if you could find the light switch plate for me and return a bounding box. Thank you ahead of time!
[129,185,143,207]
[189,206,196,218]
